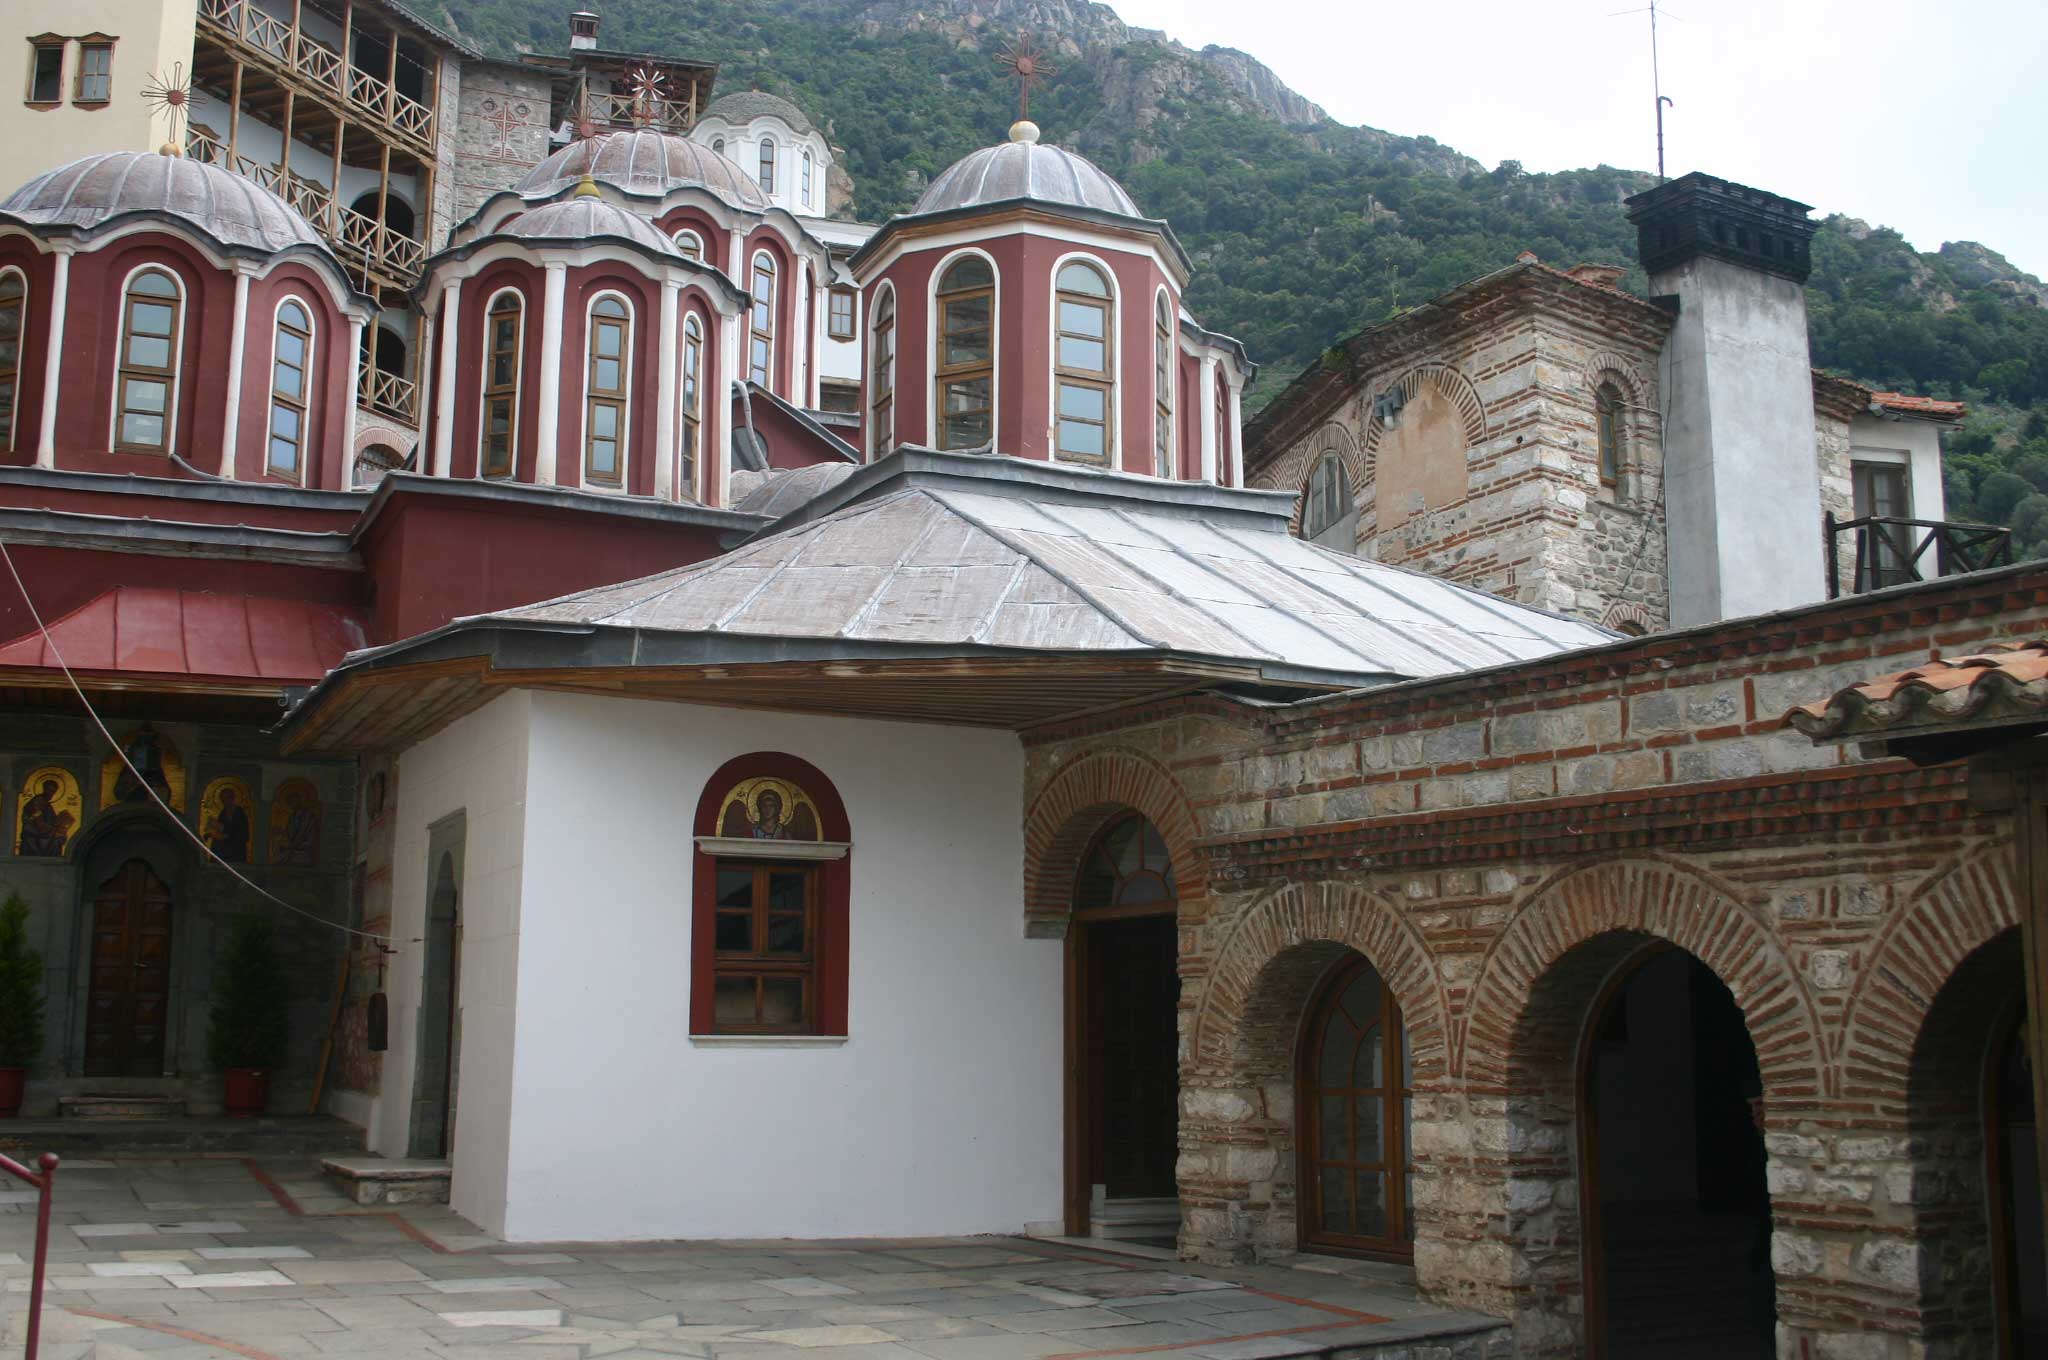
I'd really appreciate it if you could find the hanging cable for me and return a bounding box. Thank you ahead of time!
[0,530,412,947]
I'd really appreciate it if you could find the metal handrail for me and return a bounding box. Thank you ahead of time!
[185,130,424,284]
[0,1150,59,1358]
[1824,512,2015,598]
[196,0,436,150]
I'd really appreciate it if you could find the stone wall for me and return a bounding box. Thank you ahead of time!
[1021,561,2048,1358]
[445,61,554,230]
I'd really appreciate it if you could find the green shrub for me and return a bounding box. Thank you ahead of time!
[207,916,289,1070]
[0,893,45,1068]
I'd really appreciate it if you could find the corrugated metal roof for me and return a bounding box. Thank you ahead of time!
[0,588,367,683]
[492,452,1609,683]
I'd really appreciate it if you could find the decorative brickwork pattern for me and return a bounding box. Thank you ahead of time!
[1021,746,1208,935]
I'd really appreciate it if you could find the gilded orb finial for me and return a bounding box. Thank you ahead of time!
[573,173,602,198]
[1008,120,1040,145]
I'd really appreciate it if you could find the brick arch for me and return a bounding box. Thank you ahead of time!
[1581,351,1648,403]
[1461,855,1825,1099]
[1021,747,1205,933]
[1360,362,1488,482]
[1189,879,1448,1083]
[1839,838,2018,1101]
[1262,422,1358,535]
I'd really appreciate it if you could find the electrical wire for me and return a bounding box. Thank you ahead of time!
[0,530,412,948]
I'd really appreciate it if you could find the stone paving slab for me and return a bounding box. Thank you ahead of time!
[0,1157,1510,1359]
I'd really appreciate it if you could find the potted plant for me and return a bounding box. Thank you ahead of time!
[0,892,44,1118]
[208,915,289,1117]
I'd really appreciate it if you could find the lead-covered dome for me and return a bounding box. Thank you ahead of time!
[699,90,816,137]
[518,129,770,213]
[503,195,681,257]
[0,150,328,253]
[911,122,1139,219]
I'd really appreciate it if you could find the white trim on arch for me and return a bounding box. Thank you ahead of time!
[578,288,636,494]
[1046,251,1121,468]
[107,260,189,457]
[0,264,26,455]
[476,284,528,480]
[1153,284,1176,480]
[264,291,318,487]
[866,279,897,460]
[925,246,1000,450]
[672,228,706,263]
[748,249,778,390]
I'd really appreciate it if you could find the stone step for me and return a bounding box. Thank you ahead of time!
[59,1093,188,1120]
[0,1115,365,1155]
[321,1156,451,1206]
[1090,1196,1179,1239]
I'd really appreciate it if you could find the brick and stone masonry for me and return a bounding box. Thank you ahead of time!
[1021,559,2048,1358]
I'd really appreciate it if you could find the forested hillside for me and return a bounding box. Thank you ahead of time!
[432,0,2048,544]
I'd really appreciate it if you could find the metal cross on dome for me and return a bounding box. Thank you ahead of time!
[141,63,192,148]
[624,64,669,127]
[995,37,1057,122]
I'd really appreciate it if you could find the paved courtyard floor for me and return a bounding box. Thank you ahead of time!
[0,1157,1505,1359]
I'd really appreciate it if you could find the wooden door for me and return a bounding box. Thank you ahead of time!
[86,859,174,1077]
[1300,955,1412,1256]
[1091,915,1179,1198]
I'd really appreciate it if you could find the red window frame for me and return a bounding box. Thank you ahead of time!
[690,752,852,1037]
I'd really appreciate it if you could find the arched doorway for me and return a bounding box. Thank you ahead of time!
[1067,811,1180,1241]
[84,859,174,1076]
[1299,955,1412,1256]
[1989,1009,2047,1352]
[408,840,462,1159]
[1581,947,1774,1358]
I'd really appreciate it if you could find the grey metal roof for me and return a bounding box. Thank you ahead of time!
[505,196,680,256]
[490,451,1610,683]
[699,91,817,137]
[2,151,329,255]
[518,130,770,212]
[732,462,859,519]
[911,128,1139,219]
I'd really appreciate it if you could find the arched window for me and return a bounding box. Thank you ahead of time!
[268,299,314,481]
[0,270,23,453]
[691,753,852,1037]
[673,228,704,263]
[481,290,522,478]
[1153,291,1175,479]
[1054,259,1113,464]
[801,148,814,209]
[1596,382,1625,487]
[749,251,776,387]
[584,294,631,487]
[1301,954,1413,1256]
[758,137,776,194]
[1074,812,1177,910]
[934,255,994,449]
[869,285,895,456]
[115,268,183,452]
[681,312,703,501]
[1302,452,1357,551]
[712,137,725,156]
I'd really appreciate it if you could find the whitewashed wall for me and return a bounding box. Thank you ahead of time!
[375,691,531,1236]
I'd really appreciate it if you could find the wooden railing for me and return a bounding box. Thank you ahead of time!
[1824,513,2015,597]
[197,0,436,151]
[186,129,425,284]
[586,88,696,134]
[358,364,419,422]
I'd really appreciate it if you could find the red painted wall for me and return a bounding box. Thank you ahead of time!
[232,265,354,489]
[742,229,799,399]
[0,241,56,463]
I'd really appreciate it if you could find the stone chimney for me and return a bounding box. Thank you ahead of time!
[1626,173,1824,628]
[569,9,601,51]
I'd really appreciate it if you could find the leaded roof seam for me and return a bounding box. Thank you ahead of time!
[1060,501,1292,662]
[971,555,1039,647]
[707,491,916,631]
[835,505,953,639]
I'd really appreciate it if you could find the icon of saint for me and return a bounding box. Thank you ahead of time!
[207,786,251,863]
[19,778,73,856]
[750,788,790,840]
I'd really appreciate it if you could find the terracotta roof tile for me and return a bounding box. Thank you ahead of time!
[1783,637,2048,741]
[1870,391,1967,420]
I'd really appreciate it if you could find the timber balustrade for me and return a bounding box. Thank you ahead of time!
[197,0,437,152]
[357,363,420,422]
[186,129,427,287]
[1824,512,2015,597]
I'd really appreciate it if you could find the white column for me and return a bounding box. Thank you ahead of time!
[791,265,809,404]
[1226,377,1244,489]
[431,278,461,478]
[728,228,748,288]
[342,316,364,484]
[1197,355,1220,484]
[534,262,567,487]
[717,304,741,508]
[811,275,828,407]
[413,314,434,475]
[218,267,254,477]
[35,248,70,467]
[654,280,679,501]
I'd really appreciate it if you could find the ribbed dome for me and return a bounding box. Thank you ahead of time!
[699,91,816,137]
[503,196,680,256]
[518,130,770,212]
[0,150,328,253]
[912,127,1139,219]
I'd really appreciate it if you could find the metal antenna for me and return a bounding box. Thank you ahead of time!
[1612,0,1677,179]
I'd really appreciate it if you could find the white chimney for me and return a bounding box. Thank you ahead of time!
[569,9,601,51]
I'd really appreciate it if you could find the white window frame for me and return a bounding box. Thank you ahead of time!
[579,289,635,492]
[758,136,777,195]
[477,285,526,480]
[672,228,706,263]
[867,280,896,460]
[266,293,317,486]
[108,262,187,455]
[1047,252,1120,467]
[680,308,704,503]
[749,249,777,389]
[801,148,815,209]
[927,246,999,450]
[1153,286,1176,480]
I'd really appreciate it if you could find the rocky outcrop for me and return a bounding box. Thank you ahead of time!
[1940,240,2048,309]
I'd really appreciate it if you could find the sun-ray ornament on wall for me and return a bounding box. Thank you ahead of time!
[141,63,193,152]
[994,36,1058,123]
[624,64,670,127]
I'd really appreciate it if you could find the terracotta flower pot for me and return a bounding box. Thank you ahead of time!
[222,1067,269,1118]
[0,1066,23,1118]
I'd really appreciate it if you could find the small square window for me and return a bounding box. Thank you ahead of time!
[827,288,855,341]
[26,42,63,105]
[74,42,111,105]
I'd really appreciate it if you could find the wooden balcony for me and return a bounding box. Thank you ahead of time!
[358,364,419,424]
[585,89,697,135]
[196,0,437,156]
[187,129,424,288]
[1824,513,2015,597]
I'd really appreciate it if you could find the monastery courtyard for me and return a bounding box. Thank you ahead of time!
[0,1157,1503,1360]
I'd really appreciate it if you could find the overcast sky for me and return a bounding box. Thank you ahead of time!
[1107,0,2048,277]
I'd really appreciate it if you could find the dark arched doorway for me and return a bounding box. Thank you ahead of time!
[1581,947,1774,1358]
[1990,1009,2047,1353]
[350,192,416,242]
[1067,811,1180,1241]
[84,859,174,1077]
[408,840,462,1159]
[1299,954,1411,1257]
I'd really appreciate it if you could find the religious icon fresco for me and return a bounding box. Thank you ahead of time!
[199,776,255,864]
[268,778,321,867]
[15,766,80,857]
[717,777,822,841]
[99,724,186,812]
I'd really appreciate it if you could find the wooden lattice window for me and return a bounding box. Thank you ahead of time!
[1154,291,1175,478]
[584,295,630,486]
[1596,382,1625,486]
[1055,259,1113,463]
[869,286,894,455]
[758,137,776,194]
[115,268,181,452]
[267,300,313,481]
[935,256,993,449]
[1301,955,1413,1258]
[680,312,702,501]
[0,270,22,451]
[73,40,111,105]
[482,291,521,478]
[749,252,776,387]
[827,287,855,341]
